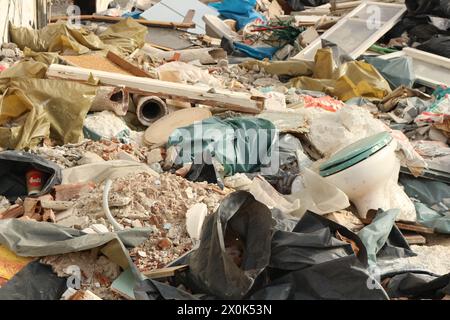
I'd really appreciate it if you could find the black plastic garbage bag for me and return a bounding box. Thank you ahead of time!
[417,36,450,58]
[287,0,329,11]
[270,212,368,272]
[406,0,450,18]
[185,150,225,189]
[186,191,274,299]
[0,151,62,201]
[253,211,412,300]
[0,261,67,300]
[250,255,389,300]
[384,272,450,299]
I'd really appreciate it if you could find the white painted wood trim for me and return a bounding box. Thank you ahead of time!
[47,64,265,113]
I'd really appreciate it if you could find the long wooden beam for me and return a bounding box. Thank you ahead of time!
[50,15,195,29]
[47,64,265,113]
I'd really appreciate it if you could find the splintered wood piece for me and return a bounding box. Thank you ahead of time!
[106,51,153,78]
[143,265,189,279]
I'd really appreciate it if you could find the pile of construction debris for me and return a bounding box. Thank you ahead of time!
[0,0,449,301]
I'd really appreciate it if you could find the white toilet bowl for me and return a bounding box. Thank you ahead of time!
[319,132,401,218]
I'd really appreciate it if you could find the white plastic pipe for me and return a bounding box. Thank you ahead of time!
[102,179,124,231]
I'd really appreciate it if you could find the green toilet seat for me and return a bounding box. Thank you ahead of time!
[319,132,393,177]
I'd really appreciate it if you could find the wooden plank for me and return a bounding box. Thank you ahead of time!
[47,64,265,113]
[395,222,434,235]
[360,217,435,235]
[143,265,189,279]
[404,234,426,245]
[182,9,196,25]
[106,51,152,78]
[50,15,196,29]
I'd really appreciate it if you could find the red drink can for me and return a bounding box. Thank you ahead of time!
[26,169,44,196]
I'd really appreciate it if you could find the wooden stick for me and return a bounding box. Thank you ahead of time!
[106,51,152,78]
[182,10,196,25]
[143,265,189,279]
[50,15,195,29]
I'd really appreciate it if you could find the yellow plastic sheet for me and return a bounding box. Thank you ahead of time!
[288,48,392,100]
[23,48,61,65]
[0,61,97,149]
[9,18,147,55]
[0,245,33,281]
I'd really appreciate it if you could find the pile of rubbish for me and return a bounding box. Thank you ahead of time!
[0,0,449,300]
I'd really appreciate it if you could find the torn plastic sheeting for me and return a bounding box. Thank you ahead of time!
[357,209,399,265]
[134,277,198,300]
[269,211,367,272]
[62,160,159,185]
[0,219,151,258]
[288,167,350,218]
[249,176,300,216]
[0,220,151,299]
[209,0,265,30]
[416,36,450,59]
[0,60,48,80]
[234,42,278,60]
[415,203,450,234]
[186,191,273,299]
[0,261,67,300]
[0,151,62,201]
[0,75,96,149]
[99,18,148,55]
[9,22,105,54]
[250,255,389,300]
[168,117,277,175]
[400,174,450,234]
[289,48,391,101]
[185,150,225,189]
[250,211,414,300]
[385,272,450,299]
[23,48,61,65]
[364,56,415,89]
[9,18,147,55]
